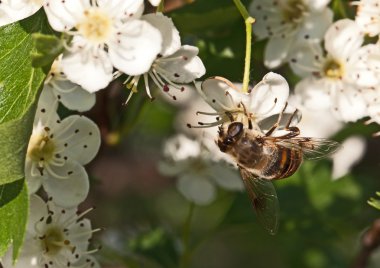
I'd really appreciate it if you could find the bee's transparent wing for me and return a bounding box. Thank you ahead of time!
[276,138,341,160]
[240,168,279,235]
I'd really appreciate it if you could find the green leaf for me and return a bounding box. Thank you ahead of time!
[0,180,28,260]
[0,10,52,260]
[31,33,63,68]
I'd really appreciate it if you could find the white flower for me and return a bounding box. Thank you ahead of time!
[1,195,101,268]
[354,0,380,37]
[44,55,96,112]
[0,0,43,27]
[124,13,205,102]
[43,0,162,92]
[159,134,243,205]
[249,0,333,68]
[25,95,101,207]
[331,136,366,180]
[291,19,380,122]
[191,72,297,132]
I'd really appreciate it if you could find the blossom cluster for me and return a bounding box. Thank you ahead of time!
[1,0,207,266]
[250,0,380,126]
[0,0,205,99]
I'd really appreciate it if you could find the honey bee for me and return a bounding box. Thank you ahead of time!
[217,107,340,235]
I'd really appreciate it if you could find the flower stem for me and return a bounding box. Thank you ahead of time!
[179,202,195,268]
[157,0,165,12]
[232,0,255,93]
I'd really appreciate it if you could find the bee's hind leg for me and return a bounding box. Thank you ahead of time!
[265,102,288,137]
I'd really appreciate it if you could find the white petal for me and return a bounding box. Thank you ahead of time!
[148,0,161,6]
[157,45,206,83]
[142,13,180,57]
[324,19,363,60]
[25,160,43,194]
[27,195,48,234]
[43,163,89,207]
[304,0,331,11]
[294,78,332,110]
[249,0,282,40]
[249,72,289,119]
[177,174,216,205]
[35,87,60,127]
[207,163,243,191]
[67,218,92,250]
[297,9,333,40]
[163,134,201,161]
[289,42,324,77]
[0,1,42,27]
[62,46,113,93]
[108,20,162,76]
[98,0,144,19]
[264,36,294,68]
[346,44,380,88]
[44,0,86,31]
[48,81,96,112]
[200,77,246,112]
[332,87,367,122]
[74,256,101,268]
[56,115,101,165]
[332,136,365,180]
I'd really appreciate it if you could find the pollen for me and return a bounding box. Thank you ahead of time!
[41,226,66,256]
[323,58,344,80]
[77,8,113,44]
[281,0,308,24]
[27,132,56,163]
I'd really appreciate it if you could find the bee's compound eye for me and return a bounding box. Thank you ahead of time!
[227,122,243,138]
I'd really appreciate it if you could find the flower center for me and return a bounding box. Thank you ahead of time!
[323,59,344,79]
[27,132,56,163]
[77,8,113,44]
[41,226,67,256]
[281,0,308,23]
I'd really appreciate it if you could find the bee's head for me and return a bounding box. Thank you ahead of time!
[217,122,244,152]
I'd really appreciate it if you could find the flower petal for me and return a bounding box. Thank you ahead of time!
[148,0,161,6]
[207,163,243,191]
[199,77,246,112]
[43,163,89,207]
[297,9,333,40]
[177,174,216,205]
[289,42,324,77]
[332,136,365,180]
[47,81,96,112]
[27,195,48,233]
[98,0,144,19]
[25,160,43,194]
[294,78,332,110]
[158,45,206,83]
[332,86,367,122]
[56,115,101,165]
[248,72,289,119]
[62,42,113,93]
[264,36,293,69]
[304,0,331,11]
[108,20,162,76]
[44,0,87,32]
[324,19,363,61]
[142,13,180,57]
[0,1,42,27]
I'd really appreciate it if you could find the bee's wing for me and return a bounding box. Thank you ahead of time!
[240,168,279,235]
[275,138,341,160]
